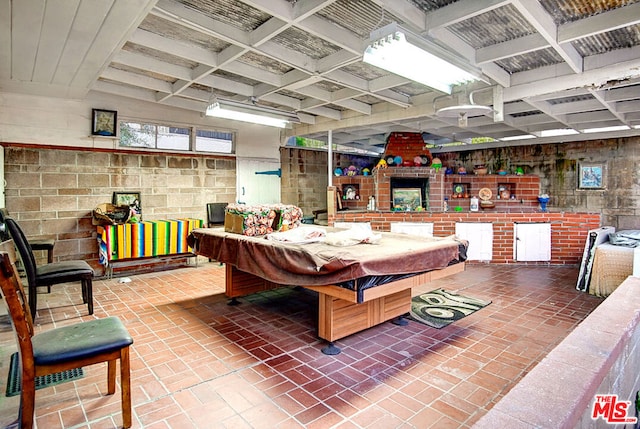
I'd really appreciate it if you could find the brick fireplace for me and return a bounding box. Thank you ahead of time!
[374,167,444,211]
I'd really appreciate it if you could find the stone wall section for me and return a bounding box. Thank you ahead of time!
[2,144,236,272]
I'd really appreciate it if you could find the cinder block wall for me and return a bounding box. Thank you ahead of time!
[2,144,236,273]
[280,147,377,216]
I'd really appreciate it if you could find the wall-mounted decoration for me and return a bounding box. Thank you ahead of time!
[92,109,118,137]
[393,188,422,211]
[452,183,469,199]
[342,185,359,200]
[112,192,141,217]
[578,162,606,189]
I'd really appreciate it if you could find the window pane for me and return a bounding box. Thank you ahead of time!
[157,126,190,150]
[120,122,156,148]
[195,129,233,153]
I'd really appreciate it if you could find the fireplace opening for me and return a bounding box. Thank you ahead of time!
[390,177,430,210]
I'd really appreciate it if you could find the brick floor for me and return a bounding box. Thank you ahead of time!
[0,261,603,428]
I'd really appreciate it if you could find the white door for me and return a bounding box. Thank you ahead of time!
[455,222,493,261]
[515,223,551,261]
[390,222,434,237]
[236,157,280,205]
[0,146,4,208]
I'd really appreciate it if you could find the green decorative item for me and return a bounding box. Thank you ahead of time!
[431,157,442,172]
[455,206,463,212]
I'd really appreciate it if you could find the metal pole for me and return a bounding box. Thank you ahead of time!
[327,130,333,186]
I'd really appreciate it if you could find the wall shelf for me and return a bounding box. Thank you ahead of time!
[497,183,515,200]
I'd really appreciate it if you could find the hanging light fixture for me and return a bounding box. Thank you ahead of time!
[363,22,483,95]
[436,90,493,127]
[205,97,300,128]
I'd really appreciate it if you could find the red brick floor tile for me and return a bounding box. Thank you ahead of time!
[293,402,331,424]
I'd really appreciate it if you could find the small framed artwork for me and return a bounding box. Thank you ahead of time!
[393,188,422,211]
[92,108,118,137]
[578,162,606,189]
[113,192,141,216]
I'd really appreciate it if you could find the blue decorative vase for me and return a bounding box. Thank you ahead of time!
[538,197,550,212]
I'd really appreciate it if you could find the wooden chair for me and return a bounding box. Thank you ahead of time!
[0,243,133,429]
[4,216,94,317]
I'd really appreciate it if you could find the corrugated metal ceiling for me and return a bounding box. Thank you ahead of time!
[5,0,640,154]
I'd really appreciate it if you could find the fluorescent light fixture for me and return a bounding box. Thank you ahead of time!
[583,125,630,133]
[205,98,300,128]
[539,128,579,137]
[363,22,483,94]
[501,134,536,141]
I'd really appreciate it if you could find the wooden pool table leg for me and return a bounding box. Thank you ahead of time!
[317,288,412,353]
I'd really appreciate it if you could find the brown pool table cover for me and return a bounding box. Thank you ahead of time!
[188,227,466,287]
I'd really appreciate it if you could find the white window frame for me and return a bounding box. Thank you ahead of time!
[118,119,235,155]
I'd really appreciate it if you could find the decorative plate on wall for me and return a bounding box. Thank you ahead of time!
[479,188,492,201]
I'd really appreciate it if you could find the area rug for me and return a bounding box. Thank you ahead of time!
[409,289,491,329]
[5,352,83,397]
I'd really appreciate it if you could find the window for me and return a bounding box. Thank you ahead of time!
[157,126,189,151]
[120,122,155,148]
[119,121,234,154]
[195,130,233,153]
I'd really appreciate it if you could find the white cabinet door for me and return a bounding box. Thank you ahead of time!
[455,223,493,261]
[390,222,434,237]
[515,223,551,261]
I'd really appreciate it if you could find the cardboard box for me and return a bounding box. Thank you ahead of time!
[224,212,246,235]
[224,209,280,236]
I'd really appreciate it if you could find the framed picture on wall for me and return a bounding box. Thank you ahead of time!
[113,192,141,216]
[92,109,118,137]
[392,188,422,211]
[578,162,606,189]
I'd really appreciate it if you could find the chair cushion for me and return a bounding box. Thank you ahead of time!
[36,261,93,283]
[32,317,133,366]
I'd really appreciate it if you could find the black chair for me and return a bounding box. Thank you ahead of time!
[4,217,94,317]
[206,202,227,227]
[206,203,227,263]
[0,208,56,263]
